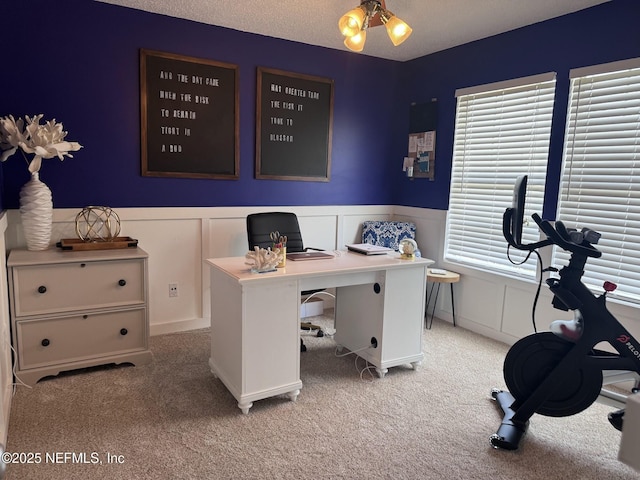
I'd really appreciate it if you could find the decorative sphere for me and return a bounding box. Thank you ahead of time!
[399,238,419,258]
[75,206,121,242]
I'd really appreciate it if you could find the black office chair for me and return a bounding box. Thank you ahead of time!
[246,212,327,352]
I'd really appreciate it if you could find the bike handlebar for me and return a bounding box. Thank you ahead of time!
[531,213,602,258]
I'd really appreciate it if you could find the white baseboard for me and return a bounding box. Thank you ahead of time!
[150,317,210,336]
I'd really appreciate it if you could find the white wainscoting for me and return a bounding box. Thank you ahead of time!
[3,204,639,345]
[4,205,396,336]
[393,206,640,345]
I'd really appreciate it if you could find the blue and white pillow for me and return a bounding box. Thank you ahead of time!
[361,221,416,251]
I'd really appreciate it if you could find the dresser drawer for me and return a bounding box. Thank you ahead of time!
[12,258,145,316]
[17,308,147,370]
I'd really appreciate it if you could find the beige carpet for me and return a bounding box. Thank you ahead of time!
[5,316,638,479]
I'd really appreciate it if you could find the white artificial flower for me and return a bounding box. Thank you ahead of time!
[0,115,26,162]
[0,114,82,173]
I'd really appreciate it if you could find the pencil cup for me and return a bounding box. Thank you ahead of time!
[278,247,286,268]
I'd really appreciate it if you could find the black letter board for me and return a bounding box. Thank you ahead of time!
[256,67,334,181]
[140,49,239,179]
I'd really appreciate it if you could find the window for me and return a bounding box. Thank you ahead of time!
[555,58,640,304]
[445,73,556,277]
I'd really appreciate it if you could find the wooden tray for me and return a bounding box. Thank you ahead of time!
[56,237,139,251]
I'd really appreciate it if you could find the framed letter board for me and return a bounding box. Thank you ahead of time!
[140,49,239,179]
[256,67,334,181]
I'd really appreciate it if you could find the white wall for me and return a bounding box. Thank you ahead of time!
[4,205,395,335]
[2,203,639,458]
[393,206,640,346]
[3,203,639,347]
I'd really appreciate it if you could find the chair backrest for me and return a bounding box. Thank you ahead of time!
[247,212,305,253]
[361,220,416,251]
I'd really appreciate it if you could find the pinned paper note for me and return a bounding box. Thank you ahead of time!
[407,130,436,180]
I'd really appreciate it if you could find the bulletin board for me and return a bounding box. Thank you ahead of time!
[140,49,239,179]
[407,101,437,180]
[256,67,334,181]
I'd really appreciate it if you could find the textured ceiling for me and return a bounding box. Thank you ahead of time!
[97,0,610,61]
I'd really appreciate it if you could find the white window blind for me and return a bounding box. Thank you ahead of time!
[554,58,640,304]
[445,73,556,277]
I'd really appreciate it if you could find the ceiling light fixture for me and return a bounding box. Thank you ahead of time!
[338,0,412,52]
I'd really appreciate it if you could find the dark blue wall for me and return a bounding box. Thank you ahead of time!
[395,0,640,217]
[1,0,401,209]
[3,0,639,216]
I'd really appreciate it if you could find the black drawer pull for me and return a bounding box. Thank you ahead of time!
[118,279,127,287]
[120,328,128,336]
[37,285,47,294]
[41,339,50,347]
[83,315,88,319]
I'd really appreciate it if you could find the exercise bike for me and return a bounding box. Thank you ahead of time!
[490,175,640,450]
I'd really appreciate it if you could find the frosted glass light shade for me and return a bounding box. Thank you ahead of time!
[344,30,366,52]
[383,15,412,46]
[338,6,366,37]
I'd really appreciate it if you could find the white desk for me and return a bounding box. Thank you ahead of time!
[206,252,433,413]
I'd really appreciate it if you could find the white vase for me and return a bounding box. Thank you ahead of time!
[19,172,53,251]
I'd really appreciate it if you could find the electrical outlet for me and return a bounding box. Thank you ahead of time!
[169,283,178,297]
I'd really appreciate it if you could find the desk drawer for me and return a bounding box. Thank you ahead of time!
[12,258,145,316]
[17,308,147,369]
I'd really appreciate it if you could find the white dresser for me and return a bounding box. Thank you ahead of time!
[7,247,152,386]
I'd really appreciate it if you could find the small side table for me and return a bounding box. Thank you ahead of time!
[426,269,460,329]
